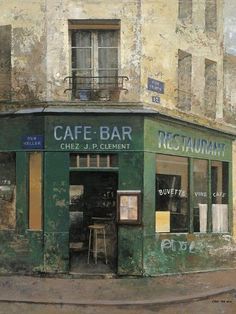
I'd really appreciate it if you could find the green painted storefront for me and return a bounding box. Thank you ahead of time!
[0,112,235,276]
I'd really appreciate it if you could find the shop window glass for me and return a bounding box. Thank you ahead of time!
[29,152,42,230]
[211,161,229,232]
[156,154,188,233]
[0,152,16,229]
[193,159,208,232]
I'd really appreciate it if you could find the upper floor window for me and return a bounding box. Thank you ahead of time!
[65,20,128,101]
[71,29,118,81]
[178,0,192,22]
[205,0,217,33]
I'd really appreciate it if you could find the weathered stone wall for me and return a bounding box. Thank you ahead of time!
[224,0,236,125]
[140,0,223,119]
[0,0,47,101]
[0,0,225,120]
[224,0,236,243]
[224,55,236,124]
[45,0,141,102]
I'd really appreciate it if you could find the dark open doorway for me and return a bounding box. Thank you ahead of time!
[69,171,118,275]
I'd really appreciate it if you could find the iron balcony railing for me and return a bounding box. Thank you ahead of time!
[64,75,129,101]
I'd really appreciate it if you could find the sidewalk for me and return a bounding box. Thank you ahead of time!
[0,269,235,306]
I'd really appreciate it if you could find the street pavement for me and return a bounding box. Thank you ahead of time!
[0,269,235,307]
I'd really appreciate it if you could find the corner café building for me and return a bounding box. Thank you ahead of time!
[0,107,235,276]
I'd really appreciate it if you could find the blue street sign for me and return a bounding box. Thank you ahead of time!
[22,135,44,149]
[148,78,165,94]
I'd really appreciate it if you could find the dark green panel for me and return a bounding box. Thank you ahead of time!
[16,152,28,234]
[0,116,44,150]
[144,117,232,161]
[44,152,69,272]
[117,152,144,275]
[45,115,143,152]
[143,152,156,233]
[44,152,69,233]
[118,226,143,275]
[118,152,143,189]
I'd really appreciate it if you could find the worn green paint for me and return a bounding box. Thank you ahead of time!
[143,152,156,233]
[118,226,143,275]
[143,233,236,275]
[0,113,235,276]
[0,230,43,273]
[16,152,28,234]
[43,232,69,273]
[117,152,144,275]
[142,117,235,275]
[43,152,69,272]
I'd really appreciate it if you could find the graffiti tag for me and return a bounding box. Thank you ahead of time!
[161,239,196,254]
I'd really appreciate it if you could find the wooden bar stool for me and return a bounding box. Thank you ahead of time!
[87,224,108,264]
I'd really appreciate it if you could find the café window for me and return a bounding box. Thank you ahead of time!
[211,161,229,233]
[0,152,16,229]
[193,159,208,232]
[156,154,188,233]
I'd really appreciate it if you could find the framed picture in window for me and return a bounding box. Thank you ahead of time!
[117,190,141,224]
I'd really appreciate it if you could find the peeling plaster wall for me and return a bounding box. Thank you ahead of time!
[45,0,224,116]
[224,1,236,235]
[224,55,236,124]
[224,0,236,56]
[0,0,225,121]
[0,0,47,101]
[224,0,236,124]
[140,0,223,119]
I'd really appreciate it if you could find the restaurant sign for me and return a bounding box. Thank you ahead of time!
[158,130,226,158]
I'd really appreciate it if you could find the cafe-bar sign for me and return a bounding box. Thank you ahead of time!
[53,125,133,150]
